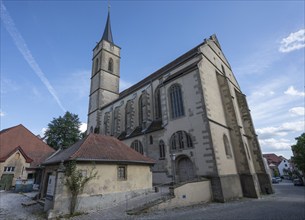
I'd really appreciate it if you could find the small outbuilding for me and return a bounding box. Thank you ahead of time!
[0,124,55,190]
[40,133,155,216]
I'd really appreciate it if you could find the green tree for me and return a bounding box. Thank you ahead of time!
[65,161,97,215]
[45,111,82,150]
[291,133,305,174]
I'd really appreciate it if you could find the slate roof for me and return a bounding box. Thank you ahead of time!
[0,124,55,168]
[43,133,155,165]
[102,11,114,43]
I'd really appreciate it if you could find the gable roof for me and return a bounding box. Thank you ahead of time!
[263,153,282,166]
[0,146,33,163]
[0,124,55,168]
[43,133,155,165]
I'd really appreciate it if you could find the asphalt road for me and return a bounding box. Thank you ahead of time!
[134,180,305,220]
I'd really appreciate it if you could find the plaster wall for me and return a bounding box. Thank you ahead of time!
[45,162,153,215]
[0,150,30,186]
[152,180,212,210]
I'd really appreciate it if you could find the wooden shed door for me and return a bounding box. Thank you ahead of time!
[0,174,14,190]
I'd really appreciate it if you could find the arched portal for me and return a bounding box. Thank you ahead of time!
[177,156,195,182]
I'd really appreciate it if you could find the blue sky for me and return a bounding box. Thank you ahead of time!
[1,0,304,159]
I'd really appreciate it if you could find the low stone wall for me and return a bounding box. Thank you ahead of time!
[48,188,152,217]
[151,180,212,210]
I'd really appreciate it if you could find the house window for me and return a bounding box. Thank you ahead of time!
[159,140,166,159]
[169,84,184,119]
[131,140,144,154]
[223,134,232,158]
[108,58,113,72]
[150,135,153,144]
[4,166,15,172]
[155,87,162,120]
[118,165,127,180]
[95,58,99,73]
[170,131,193,151]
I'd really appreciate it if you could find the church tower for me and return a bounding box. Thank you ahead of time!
[87,9,120,133]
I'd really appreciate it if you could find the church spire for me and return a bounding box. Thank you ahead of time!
[101,4,114,43]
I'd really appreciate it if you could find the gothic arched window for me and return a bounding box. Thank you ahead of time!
[125,100,132,133]
[159,140,165,159]
[139,91,149,128]
[131,140,144,155]
[169,84,184,119]
[223,134,232,158]
[113,107,120,136]
[104,112,110,135]
[155,87,162,120]
[108,58,113,72]
[170,131,193,151]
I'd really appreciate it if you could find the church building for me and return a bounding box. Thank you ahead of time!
[87,10,273,202]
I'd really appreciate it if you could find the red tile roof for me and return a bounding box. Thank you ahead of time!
[0,124,55,168]
[263,153,282,166]
[44,133,155,165]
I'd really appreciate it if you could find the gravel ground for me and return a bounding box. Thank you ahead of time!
[0,190,45,220]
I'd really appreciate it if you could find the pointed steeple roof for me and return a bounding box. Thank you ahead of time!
[102,11,114,43]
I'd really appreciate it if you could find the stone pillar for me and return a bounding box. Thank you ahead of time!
[47,162,69,218]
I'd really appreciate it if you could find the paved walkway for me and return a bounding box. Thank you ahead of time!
[72,186,170,220]
[0,191,44,220]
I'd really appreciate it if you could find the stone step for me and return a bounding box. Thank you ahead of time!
[37,199,45,206]
[126,195,173,215]
[21,200,37,206]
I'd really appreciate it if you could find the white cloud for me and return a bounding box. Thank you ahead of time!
[41,127,47,137]
[279,29,305,53]
[80,122,87,133]
[289,107,305,116]
[0,111,5,117]
[256,121,304,139]
[259,138,292,151]
[0,2,65,112]
[284,86,305,97]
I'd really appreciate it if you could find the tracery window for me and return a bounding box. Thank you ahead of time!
[125,100,132,133]
[223,134,232,158]
[113,107,120,136]
[170,131,193,151]
[139,92,148,128]
[104,112,111,135]
[108,58,113,72]
[131,140,144,155]
[155,87,162,120]
[169,84,184,119]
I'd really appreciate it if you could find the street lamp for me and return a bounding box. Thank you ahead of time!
[170,153,176,185]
